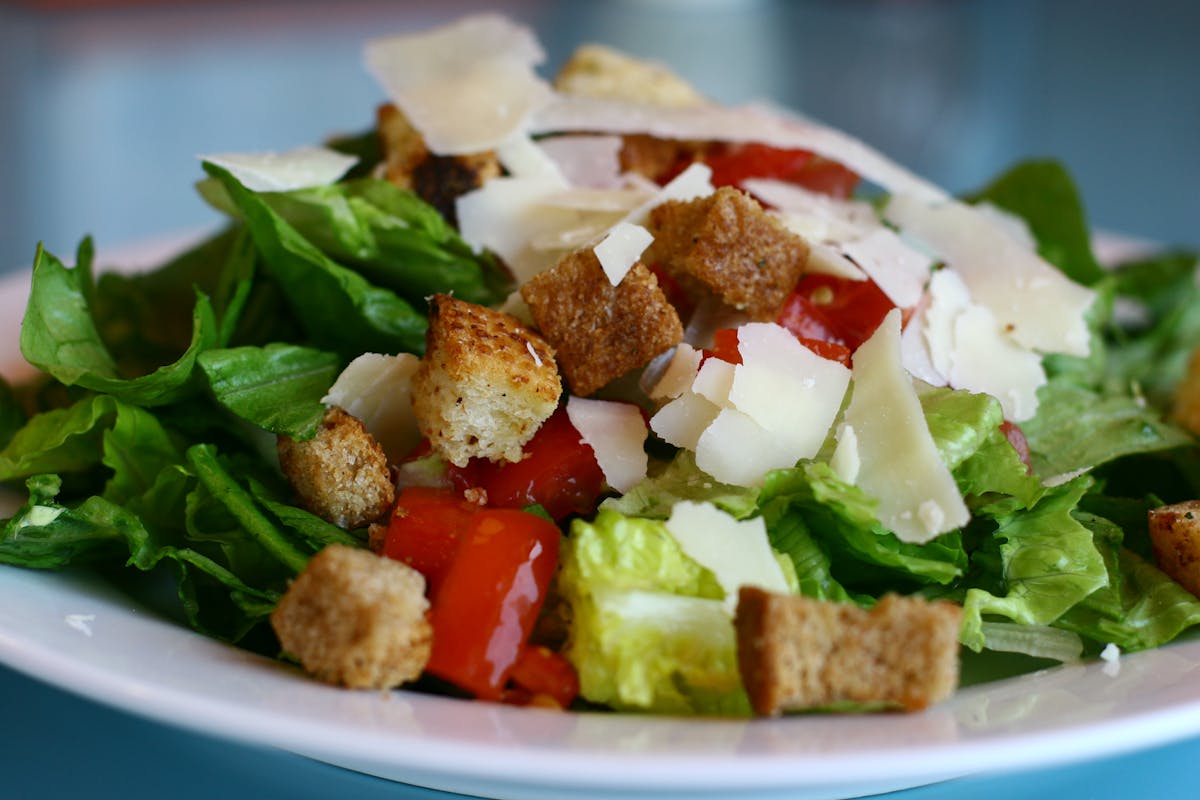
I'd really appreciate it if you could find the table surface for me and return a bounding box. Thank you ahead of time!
[4,659,1198,800]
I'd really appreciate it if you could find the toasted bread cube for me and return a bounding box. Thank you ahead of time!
[278,406,395,530]
[1171,346,1200,436]
[647,186,810,320]
[271,544,431,689]
[735,588,962,715]
[377,103,500,224]
[412,294,560,467]
[1148,500,1200,597]
[522,249,684,397]
[554,43,707,108]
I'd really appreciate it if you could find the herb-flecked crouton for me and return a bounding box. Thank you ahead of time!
[277,406,395,530]
[735,588,962,715]
[271,544,431,689]
[553,43,708,108]
[521,249,684,397]
[646,186,810,320]
[377,103,500,225]
[411,294,560,467]
[1148,499,1200,598]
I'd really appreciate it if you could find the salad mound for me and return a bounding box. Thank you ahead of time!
[3,13,1200,717]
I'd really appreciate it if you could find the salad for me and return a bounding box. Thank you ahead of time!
[3,13,1200,717]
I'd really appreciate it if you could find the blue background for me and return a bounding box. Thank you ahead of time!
[2,1,1199,797]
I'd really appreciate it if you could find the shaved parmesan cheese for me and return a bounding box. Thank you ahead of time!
[531,96,946,202]
[496,136,568,182]
[544,187,651,212]
[695,407,800,486]
[199,146,357,192]
[648,344,703,400]
[830,423,860,484]
[650,391,722,451]
[841,309,968,542]
[840,227,931,308]
[730,323,851,460]
[593,221,654,284]
[949,303,1046,422]
[455,175,587,282]
[537,134,625,188]
[664,501,789,611]
[364,14,552,155]
[921,268,1046,421]
[692,357,736,406]
[742,179,877,241]
[622,162,714,226]
[899,302,945,386]
[566,397,648,493]
[885,195,1096,356]
[322,352,421,462]
[790,237,867,281]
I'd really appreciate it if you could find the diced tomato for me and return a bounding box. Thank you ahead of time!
[778,274,899,352]
[706,327,743,365]
[701,143,860,199]
[380,486,479,600]
[502,645,580,709]
[797,337,853,368]
[424,509,561,700]
[1000,420,1034,473]
[467,407,606,522]
[703,326,850,368]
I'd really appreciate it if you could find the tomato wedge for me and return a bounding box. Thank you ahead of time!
[380,486,478,600]
[503,645,580,709]
[424,509,561,700]
[464,408,606,522]
[777,274,899,352]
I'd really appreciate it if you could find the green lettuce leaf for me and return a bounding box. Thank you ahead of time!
[960,477,1109,650]
[202,162,427,358]
[558,509,749,714]
[198,343,338,439]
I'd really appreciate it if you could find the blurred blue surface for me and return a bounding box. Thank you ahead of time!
[2,2,1199,797]
[6,657,1200,799]
[0,0,1197,274]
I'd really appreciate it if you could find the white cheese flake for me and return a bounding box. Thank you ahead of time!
[841,309,968,542]
[199,146,357,192]
[593,221,654,285]
[885,195,1096,357]
[830,423,861,484]
[567,397,648,493]
[364,14,552,155]
[840,227,931,308]
[664,501,790,611]
[648,344,703,400]
[650,391,722,451]
[322,352,421,462]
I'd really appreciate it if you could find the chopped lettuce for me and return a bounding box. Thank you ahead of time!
[559,509,751,714]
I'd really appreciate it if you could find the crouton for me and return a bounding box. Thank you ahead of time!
[1148,500,1200,597]
[646,186,810,320]
[277,406,395,530]
[412,294,560,467]
[1171,345,1200,436]
[377,103,501,225]
[271,544,431,689]
[735,588,961,715]
[554,43,708,109]
[521,249,684,396]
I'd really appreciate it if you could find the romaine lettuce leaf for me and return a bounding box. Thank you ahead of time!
[20,240,219,407]
[558,509,751,714]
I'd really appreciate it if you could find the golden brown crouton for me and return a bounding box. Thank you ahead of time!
[646,186,810,320]
[277,406,395,530]
[412,294,561,467]
[735,588,962,715]
[377,103,501,225]
[1171,345,1200,436]
[554,43,708,109]
[271,544,431,689]
[1148,500,1200,597]
[521,249,684,397]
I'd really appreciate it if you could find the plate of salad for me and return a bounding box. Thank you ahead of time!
[4,13,1200,800]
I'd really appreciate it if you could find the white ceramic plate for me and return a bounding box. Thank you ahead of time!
[3,236,1200,800]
